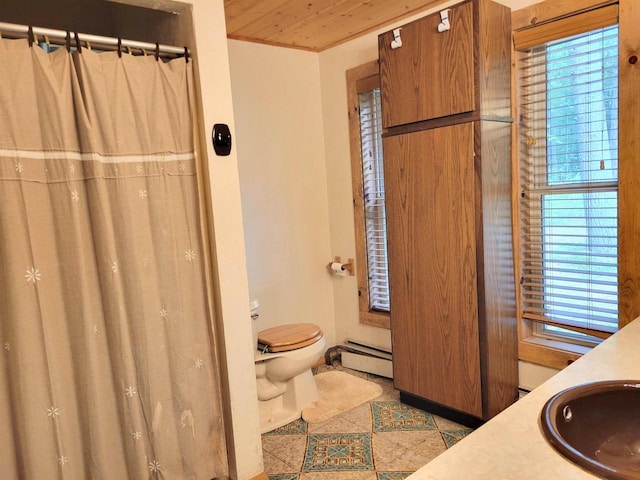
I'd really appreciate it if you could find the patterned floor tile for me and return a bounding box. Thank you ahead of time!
[371,401,436,432]
[330,402,374,431]
[440,428,474,448]
[263,451,298,476]
[265,418,308,435]
[377,473,413,480]
[374,383,401,402]
[303,433,373,471]
[372,431,446,471]
[306,410,368,434]
[375,429,446,452]
[263,433,308,471]
[261,367,475,479]
[433,414,467,431]
[300,471,377,480]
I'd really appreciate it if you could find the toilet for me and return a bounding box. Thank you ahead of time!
[251,304,326,433]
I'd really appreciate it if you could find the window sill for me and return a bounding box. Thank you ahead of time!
[519,336,591,370]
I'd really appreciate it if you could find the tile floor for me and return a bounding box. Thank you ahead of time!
[261,364,474,480]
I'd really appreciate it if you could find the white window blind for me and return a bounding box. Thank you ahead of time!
[517,24,619,336]
[358,88,390,312]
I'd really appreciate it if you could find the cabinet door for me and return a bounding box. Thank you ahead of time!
[383,123,482,417]
[379,0,475,128]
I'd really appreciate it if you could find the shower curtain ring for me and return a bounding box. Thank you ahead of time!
[74,32,81,53]
[65,31,71,52]
[155,42,160,61]
[184,46,189,63]
[117,38,122,58]
[27,26,34,47]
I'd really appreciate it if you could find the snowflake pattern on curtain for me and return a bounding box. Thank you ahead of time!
[0,38,229,478]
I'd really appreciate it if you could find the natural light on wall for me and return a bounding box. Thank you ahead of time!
[517,24,619,344]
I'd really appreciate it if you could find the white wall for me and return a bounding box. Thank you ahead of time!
[228,40,337,346]
[187,2,263,478]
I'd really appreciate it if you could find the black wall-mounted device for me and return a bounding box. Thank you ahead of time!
[212,123,232,156]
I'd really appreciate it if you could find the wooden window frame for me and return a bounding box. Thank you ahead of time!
[347,60,390,330]
[512,0,640,370]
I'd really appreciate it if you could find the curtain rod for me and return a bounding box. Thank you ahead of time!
[0,21,188,57]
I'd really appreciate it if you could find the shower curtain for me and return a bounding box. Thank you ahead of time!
[0,38,228,479]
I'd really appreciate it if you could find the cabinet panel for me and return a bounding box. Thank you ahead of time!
[383,123,482,417]
[475,121,518,419]
[379,1,475,128]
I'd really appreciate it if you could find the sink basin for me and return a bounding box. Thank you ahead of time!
[541,380,640,479]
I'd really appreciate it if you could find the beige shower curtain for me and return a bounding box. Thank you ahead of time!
[0,39,228,479]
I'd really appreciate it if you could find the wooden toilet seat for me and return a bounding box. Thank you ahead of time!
[258,323,323,353]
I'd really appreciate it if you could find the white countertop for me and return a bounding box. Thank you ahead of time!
[408,317,640,479]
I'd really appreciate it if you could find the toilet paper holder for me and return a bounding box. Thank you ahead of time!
[327,256,354,276]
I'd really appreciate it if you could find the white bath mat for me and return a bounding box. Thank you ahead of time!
[302,370,383,424]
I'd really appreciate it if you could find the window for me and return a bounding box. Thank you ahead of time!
[347,60,390,329]
[357,87,389,311]
[515,7,619,347]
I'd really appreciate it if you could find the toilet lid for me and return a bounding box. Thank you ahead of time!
[258,323,323,353]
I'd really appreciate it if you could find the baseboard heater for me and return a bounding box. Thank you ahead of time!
[326,339,393,379]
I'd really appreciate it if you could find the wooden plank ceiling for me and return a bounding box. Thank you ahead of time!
[224,0,447,52]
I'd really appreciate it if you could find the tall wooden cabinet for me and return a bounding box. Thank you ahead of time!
[379,0,517,422]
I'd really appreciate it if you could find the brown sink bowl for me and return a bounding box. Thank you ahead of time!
[541,380,640,479]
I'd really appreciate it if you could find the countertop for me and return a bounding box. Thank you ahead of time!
[407,316,640,479]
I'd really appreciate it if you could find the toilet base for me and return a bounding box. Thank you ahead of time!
[258,369,319,433]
